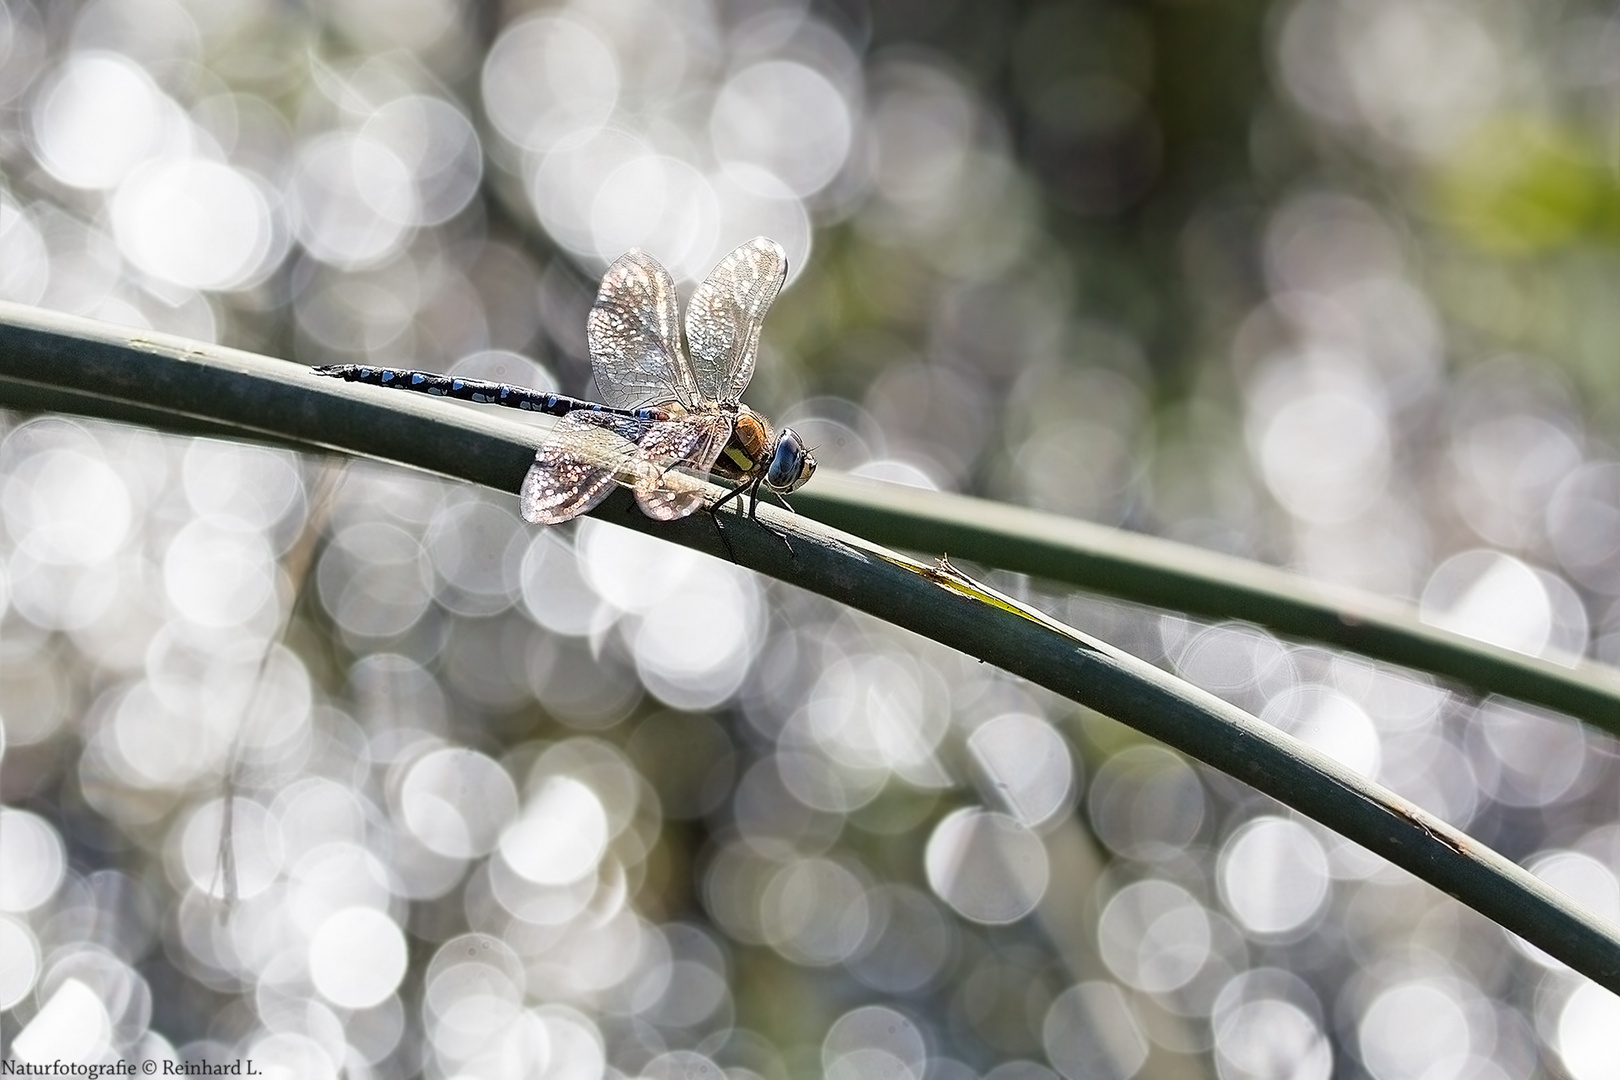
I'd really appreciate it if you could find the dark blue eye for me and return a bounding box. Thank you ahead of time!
[767,429,815,491]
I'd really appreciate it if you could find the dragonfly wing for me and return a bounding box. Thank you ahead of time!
[632,412,734,521]
[588,249,701,411]
[685,237,787,405]
[519,411,657,524]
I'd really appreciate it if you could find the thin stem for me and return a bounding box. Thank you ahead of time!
[1,302,1617,987]
[792,475,1620,737]
[2,300,1615,736]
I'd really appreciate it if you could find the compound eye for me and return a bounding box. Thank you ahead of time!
[767,429,812,491]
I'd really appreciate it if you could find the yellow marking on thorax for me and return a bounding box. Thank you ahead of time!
[726,413,771,475]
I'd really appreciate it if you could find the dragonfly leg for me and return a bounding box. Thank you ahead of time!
[746,480,797,557]
[751,486,797,556]
[706,478,752,563]
[705,479,795,558]
[706,501,738,563]
[710,477,752,516]
[709,512,738,563]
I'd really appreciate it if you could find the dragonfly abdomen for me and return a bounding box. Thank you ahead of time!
[311,365,669,421]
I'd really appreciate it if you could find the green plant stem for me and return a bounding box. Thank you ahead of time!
[795,476,1620,737]
[1,302,1618,989]
[3,301,1616,736]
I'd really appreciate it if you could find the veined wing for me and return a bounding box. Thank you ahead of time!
[587,249,700,411]
[685,237,787,405]
[518,411,732,524]
[632,411,733,521]
[520,411,660,524]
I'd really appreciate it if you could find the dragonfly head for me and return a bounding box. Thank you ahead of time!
[765,427,816,493]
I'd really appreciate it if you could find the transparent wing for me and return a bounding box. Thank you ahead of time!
[518,411,733,524]
[684,237,787,405]
[632,412,734,521]
[520,412,659,524]
[587,249,699,411]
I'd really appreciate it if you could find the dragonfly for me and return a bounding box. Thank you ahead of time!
[313,237,816,534]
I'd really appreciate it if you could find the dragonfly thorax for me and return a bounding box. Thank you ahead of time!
[714,406,774,483]
[713,406,816,496]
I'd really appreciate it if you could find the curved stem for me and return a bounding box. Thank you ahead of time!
[1,301,1617,988]
[795,476,1620,737]
[3,300,1615,736]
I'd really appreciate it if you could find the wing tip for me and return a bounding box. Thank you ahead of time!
[742,235,787,267]
[599,247,676,292]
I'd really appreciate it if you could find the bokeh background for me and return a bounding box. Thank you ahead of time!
[3,0,1620,1077]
